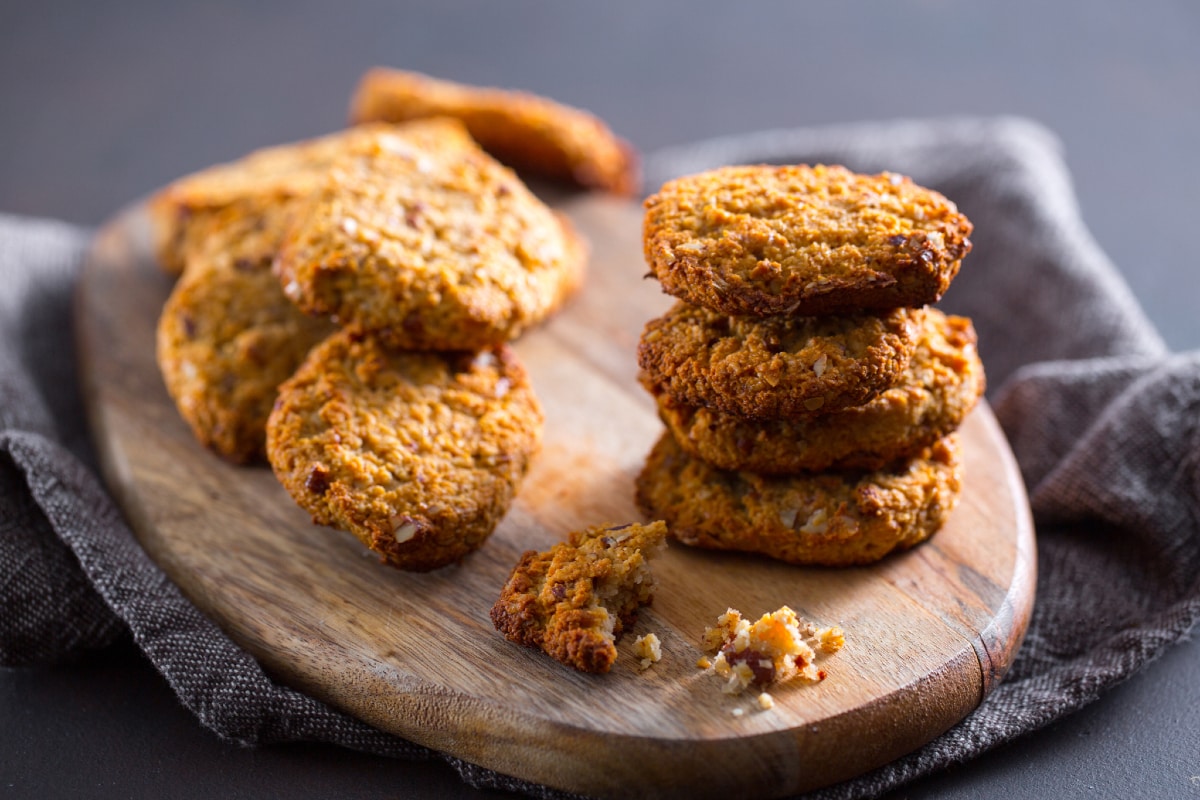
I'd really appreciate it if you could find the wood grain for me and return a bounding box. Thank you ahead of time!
[75,193,1035,799]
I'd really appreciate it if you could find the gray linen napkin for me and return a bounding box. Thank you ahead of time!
[3,116,1198,799]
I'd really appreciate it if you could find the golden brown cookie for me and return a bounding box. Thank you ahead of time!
[490,521,667,674]
[635,432,961,566]
[274,119,587,351]
[148,124,394,275]
[652,310,984,472]
[349,67,640,195]
[156,198,335,463]
[643,165,972,316]
[638,302,923,420]
[266,330,543,571]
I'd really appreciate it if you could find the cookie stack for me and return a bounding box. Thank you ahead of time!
[634,165,985,566]
[154,115,605,571]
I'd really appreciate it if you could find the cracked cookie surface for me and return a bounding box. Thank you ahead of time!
[349,67,640,195]
[156,198,335,463]
[266,329,543,571]
[275,119,587,350]
[490,521,667,673]
[652,310,984,472]
[638,302,923,420]
[643,164,972,316]
[635,433,961,566]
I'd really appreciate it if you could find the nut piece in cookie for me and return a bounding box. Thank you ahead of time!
[652,309,985,472]
[643,164,972,316]
[702,607,844,695]
[266,329,543,571]
[275,119,587,350]
[490,521,668,674]
[148,124,395,275]
[349,67,640,195]
[156,198,335,463]
[638,303,923,420]
[636,433,962,566]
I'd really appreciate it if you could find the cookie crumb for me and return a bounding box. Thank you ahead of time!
[696,655,712,669]
[633,632,662,670]
[817,626,846,654]
[702,606,844,695]
[731,707,745,718]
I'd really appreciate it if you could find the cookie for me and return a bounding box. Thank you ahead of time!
[275,119,587,350]
[266,329,543,571]
[643,164,972,316]
[490,521,667,673]
[156,199,335,463]
[349,67,640,195]
[652,310,984,472]
[148,124,393,275]
[638,302,923,420]
[635,432,961,566]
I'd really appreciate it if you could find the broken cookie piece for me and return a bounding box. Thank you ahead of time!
[702,607,844,695]
[490,521,668,674]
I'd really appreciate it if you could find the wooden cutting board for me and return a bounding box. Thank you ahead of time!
[75,193,1035,799]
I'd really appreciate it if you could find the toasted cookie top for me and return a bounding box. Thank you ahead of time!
[156,198,335,463]
[266,329,543,571]
[638,303,923,420]
[349,67,640,195]
[643,164,972,316]
[635,432,961,566]
[490,521,667,674]
[652,310,985,472]
[275,119,586,350]
[148,124,395,275]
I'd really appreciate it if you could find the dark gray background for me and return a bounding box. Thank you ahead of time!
[2,2,1199,798]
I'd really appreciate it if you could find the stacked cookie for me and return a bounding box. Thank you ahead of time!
[153,109,624,571]
[634,165,985,566]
